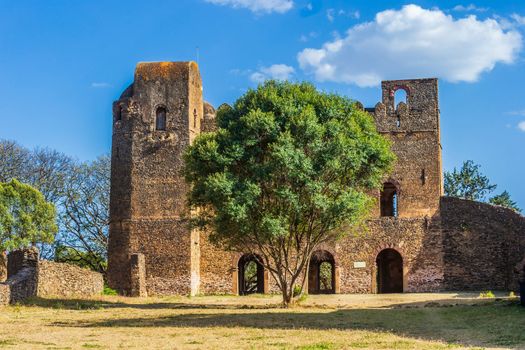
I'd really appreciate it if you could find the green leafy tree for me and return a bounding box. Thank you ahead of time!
[184,81,395,306]
[444,160,497,201]
[489,191,521,213]
[0,179,57,251]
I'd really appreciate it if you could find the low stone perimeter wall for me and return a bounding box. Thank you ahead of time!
[37,261,104,298]
[0,248,104,306]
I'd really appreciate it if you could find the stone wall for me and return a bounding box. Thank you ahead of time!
[372,79,442,219]
[1,249,104,306]
[335,216,444,294]
[0,252,6,282]
[440,196,525,291]
[37,261,104,298]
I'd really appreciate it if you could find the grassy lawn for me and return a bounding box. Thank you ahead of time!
[0,293,523,349]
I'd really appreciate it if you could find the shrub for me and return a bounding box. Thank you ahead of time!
[479,291,495,298]
[102,285,118,296]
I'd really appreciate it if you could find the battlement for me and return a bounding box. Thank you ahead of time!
[134,61,200,82]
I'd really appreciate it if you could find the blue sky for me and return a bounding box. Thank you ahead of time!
[1,0,525,208]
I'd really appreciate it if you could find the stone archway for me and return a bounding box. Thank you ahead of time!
[237,254,264,295]
[308,250,335,294]
[376,248,403,293]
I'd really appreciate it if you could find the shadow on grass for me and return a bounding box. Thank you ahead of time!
[21,297,283,310]
[40,300,525,349]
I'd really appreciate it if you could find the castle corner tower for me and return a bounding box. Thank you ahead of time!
[107,62,203,296]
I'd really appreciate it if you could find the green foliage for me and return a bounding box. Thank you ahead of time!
[479,290,495,298]
[489,191,521,213]
[319,262,333,291]
[102,285,118,296]
[54,245,107,273]
[293,284,303,297]
[184,81,395,305]
[444,160,496,201]
[0,179,57,251]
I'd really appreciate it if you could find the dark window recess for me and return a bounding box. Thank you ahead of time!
[193,108,198,128]
[396,115,401,128]
[380,182,398,217]
[421,169,426,185]
[156,107,167,131]
[116,106,122,121]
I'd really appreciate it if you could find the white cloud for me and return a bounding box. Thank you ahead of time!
[326,8,335,22]
[518,121,525,132]
[298,4,522,87]
[507,110,525,116]
[250,64,295,82]
[511,13,525,26]
[91,82,111,88]
[327,8,360,22]
[205,0,293,13]
[453,4,488,12]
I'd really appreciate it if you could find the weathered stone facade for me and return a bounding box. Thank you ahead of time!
[0,248,104,306]
[108,62,525,296]
[0,252,6,282]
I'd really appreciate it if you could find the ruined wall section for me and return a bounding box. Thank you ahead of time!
[336,217,444,293]
[440,196,525,291]
[1,249,103,305]
[108,62,203,295]
[372,79,442,218]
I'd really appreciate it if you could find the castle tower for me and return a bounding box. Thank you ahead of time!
[107,62,203,295]
[371,78,443,218]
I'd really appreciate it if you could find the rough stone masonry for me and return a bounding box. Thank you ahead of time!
[107,61,525,296]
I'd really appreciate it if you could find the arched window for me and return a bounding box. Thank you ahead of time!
[156,107,166,131]
[380,182,398,217]
[394,87,407,108]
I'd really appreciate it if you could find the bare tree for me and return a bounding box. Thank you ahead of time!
[57,155,110,273]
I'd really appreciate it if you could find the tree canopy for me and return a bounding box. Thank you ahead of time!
[0,140,110,269]
[184,81,395,306]
[489,190,521,213]
[0,179,57,251]
[445,160,521,213]
[444,160,496,201]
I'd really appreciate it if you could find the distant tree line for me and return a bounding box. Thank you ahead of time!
[0,139,109,274]
[444,160,521,213]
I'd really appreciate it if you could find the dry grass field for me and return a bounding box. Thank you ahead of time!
[0,293,523,349]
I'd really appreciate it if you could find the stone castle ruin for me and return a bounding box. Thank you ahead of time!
[107,61,525,296]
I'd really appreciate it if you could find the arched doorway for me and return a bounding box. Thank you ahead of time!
[376,249,403,293]
[308,250,335,294]
[238,254,264,295]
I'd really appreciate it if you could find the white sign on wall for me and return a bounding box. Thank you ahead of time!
[353,261,366,268]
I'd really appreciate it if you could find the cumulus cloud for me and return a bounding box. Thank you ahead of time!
[518,121,525,132]
[250,64,295,82]
[297,4,522,87]
[205,0,293,13]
